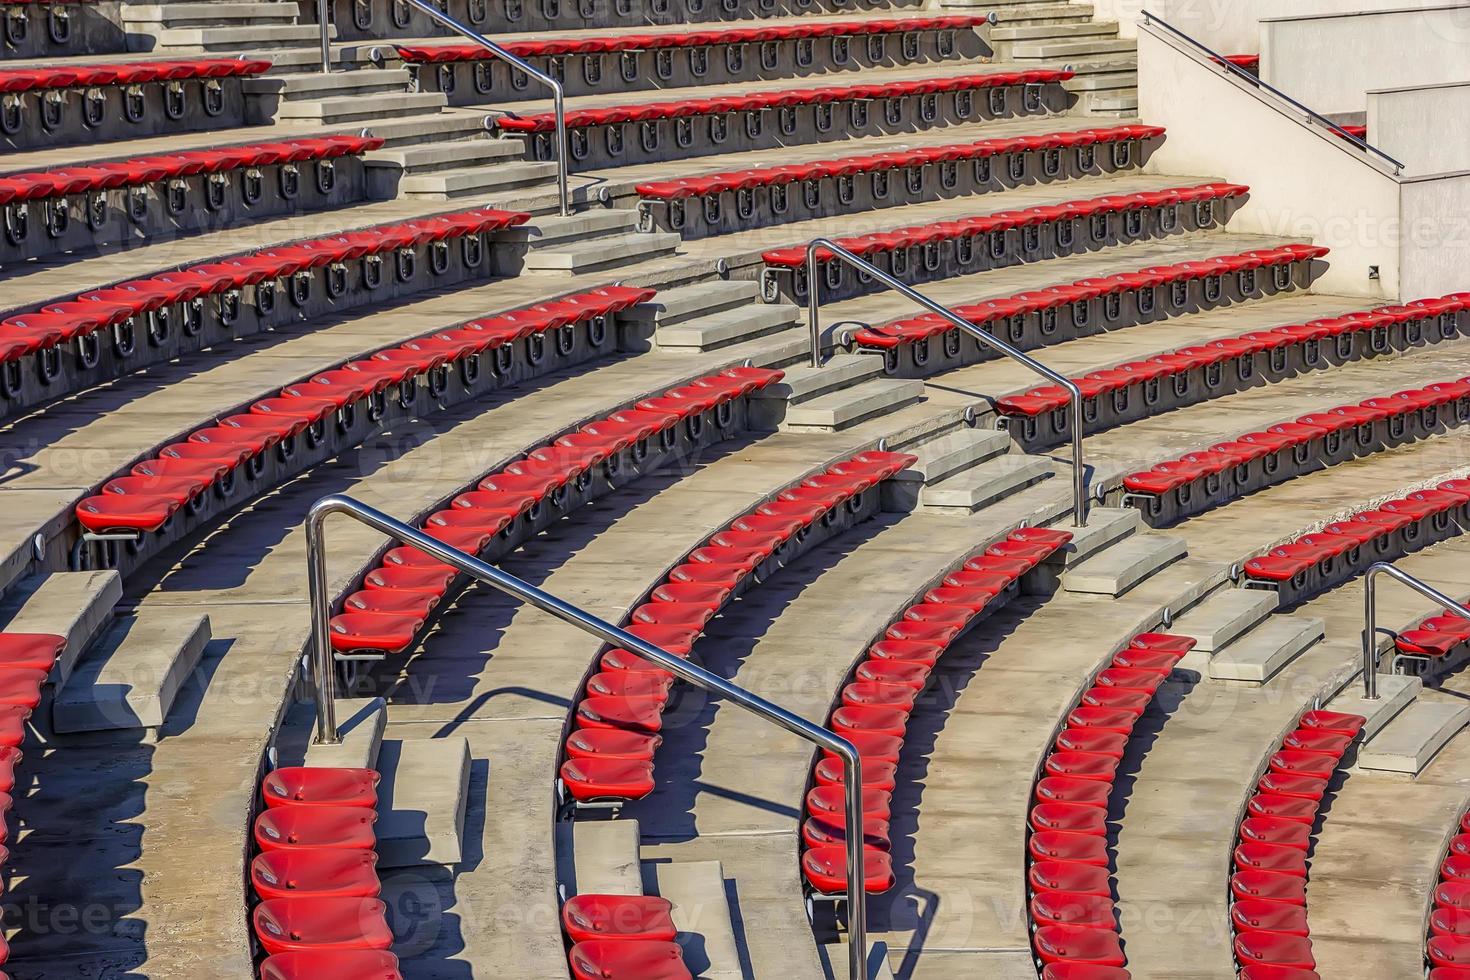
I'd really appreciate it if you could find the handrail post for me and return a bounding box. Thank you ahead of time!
[1362,562,1470,700]
[304,493,868,980]
[402,0,571,217]
[316,0,331,74]
[803,238,1088,527]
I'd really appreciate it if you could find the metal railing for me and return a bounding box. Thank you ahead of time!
[1361,562,1470,699]
[1140,10,1406,175]
[322,0,572,215]
[802,239,1089,527]
[303,493,871,980]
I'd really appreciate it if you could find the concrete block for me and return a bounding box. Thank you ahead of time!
[920,455,1052,512]
[645,860,741,978]
[561,819,642,897]
[1207,616,1324,683]
[783,379,924,432]
[52,611,209,733]
[657,303,797,351]
[375,736,472,868]
[299,698,387,771]
[1062,533,1186,597]
[1172,588,1279,654]
[1357,700,1470,774]
[1043,507,1140,567]
[1325,673,1421,740]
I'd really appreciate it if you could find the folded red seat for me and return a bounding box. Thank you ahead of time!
[568,940,692,980]
[260,951,402,980]
[1029,890,1116,929]
[250,849,381,901]
[801,844,894,893]
[1032,925,1125,966]
[253,897,392,955]
[263,768,380,809]
[1235,932,1314,970]
[327,612,424,656]
[1028,859,1110,896]
[1246,793,1319,824]
[560,757,656,801]
[561,894,677,943]
[1030,801,1109,835]
[254,806,377,853]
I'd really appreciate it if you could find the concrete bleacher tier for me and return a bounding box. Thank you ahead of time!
[4,1,1470,978]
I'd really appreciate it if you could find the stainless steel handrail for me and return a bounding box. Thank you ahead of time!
[304,493,870,980]
[391,0,572,216]
[1361,562,1470,699]
[1141,9,1407,175]
[803,239,1089,527]
[316,0,331,75]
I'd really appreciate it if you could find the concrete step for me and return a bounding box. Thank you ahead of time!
[1062,533,1186,597]
[244,68,414,102]
[272,90,447,125]
[0,570,121,690]
[900,428,1013,486]
[1011,36,1137,59]
[52,610,210,734]
[124,1,299,25]
[644,860,741,979]
[1324,672,1421,741]
[146,22,326,50]
[751,354,883,406]
[920,453,1051,513]
[1357,700,1470,774]
[656,302,799,352]
[1206,616,1325,683]
[522,231,682,273]
[620,280,760,328]
[1081,90,1140,115]
[374,735,472,868]
[294,697,388,770]
[992,21,1119,41]
[398,161,560,199]
[1044,506,1140,568]
[1171,588,1279,654]
[366,138,525,174]
[782,377,924,432]
[562,819,642,896]
[509,208,639,246]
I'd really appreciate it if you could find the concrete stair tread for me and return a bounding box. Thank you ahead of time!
[274,91,448,123]
[1325,673,1422,740]
[896,427,1012,486]
[921,453,1051,511]
[1172,588,1279,654]
[398,161,560,197]
[563,819,642,896]
[293,697,388,770]
[52,610,210,733]
[644,860,742,979]
[621,280,760,327]
[125,2,299,21]
[992,21,1119,40]
[751,354,884,404]
[522,231,682,273]
[1044,506,1140,567]
[1206,615,1324,683]
[782,377,924,431]
[244,68,413,98]
[656,303,799,352]
[1011,37,1137,58]
[1357,699,1470,774]
[1062,532,1186,597]
[374,735,471,867]
[366,138,525,172]
[1,570,121,689]
[511,208,641,244]
[1065,71,1140,92]
[150,22,325,46]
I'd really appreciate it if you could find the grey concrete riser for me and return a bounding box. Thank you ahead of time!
[61,318,625,578]
[0,2,125,60]
[1115,404,1470,528]
[1004,314,1470,452]
[399,29,988,106]
[0,234,510,423]
[0,160,369,268]
[318,0,926,41]
[509,84,1071,171]
[756,202,1241,305]
[1240,509,1470,610]
[636,141,1157,240]
[854,262,1318,381]
[334,402,761,669]
[0,79,249,153]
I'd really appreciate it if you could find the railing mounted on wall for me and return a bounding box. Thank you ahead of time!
[801,238,1089,527]
[1361,561,1470,699]
[1140,9,1406,175]
[303,493,872,980]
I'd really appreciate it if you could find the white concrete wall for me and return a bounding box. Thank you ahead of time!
[1138,23,1402,299]
[1095,0,1463,52]
[1398,172,1470,298]
[1261,5,1470,114]
[1368,81,1470,175]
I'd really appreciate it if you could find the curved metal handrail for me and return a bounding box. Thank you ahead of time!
[802,239,1089,527]
[1362,562,1470,699]
[1140,9,1406,175]
[304,493,870,980]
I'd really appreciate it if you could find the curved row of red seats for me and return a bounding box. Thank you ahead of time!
[857,244,1320,352]
[557,449,915,804]
[1395,586,1470,660]
[762,181,1249,269]
[635,124,1165,201]
[0,136,382,207]
[6,204,528,366]
[72,284,645,537]
[1227,708,1366,980]
[0,632,65,968]
[1126,367,1470,500]
[1023,631,1195,980]
[1426,806,1470,974]
[0,57,269,95]
[1002,285,1463,419]
[1244,479,1470,586]
[395,14,989,63]
[249,766,401,978]
[798,527,1074,897]
[494,68,1074,133]
[328,365,785,658]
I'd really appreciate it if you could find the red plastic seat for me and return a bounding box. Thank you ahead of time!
[1030,802,1108,836]
[1041,965,1132,980]
[1235,841,1307,876]
[254,806,377,853]
[801,844,895,894]
[575,695,664,734]
[262,768,380,809]
[1028,859,1111,896]
[560,757,656,801]
[806,784,892,820]
[0,670,46,710]
[252,897,392,955]
[1231,898,1309,936]
[1029,830,1109,866]
[0,633,63,673]
[1235,932,1314,969]
[1035,776,1113,808]
[260,951,402,980]
[1032,925,1125,966]
[561,894,678,943]
[1029,891,1117,929]
[1231,870,1307,905]
[250,849,381,901]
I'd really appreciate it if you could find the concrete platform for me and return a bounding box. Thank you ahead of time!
[1062,532,1186,596]
[1357,700,1470,774]
[52,610,210,733]
[374,736,473,868]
